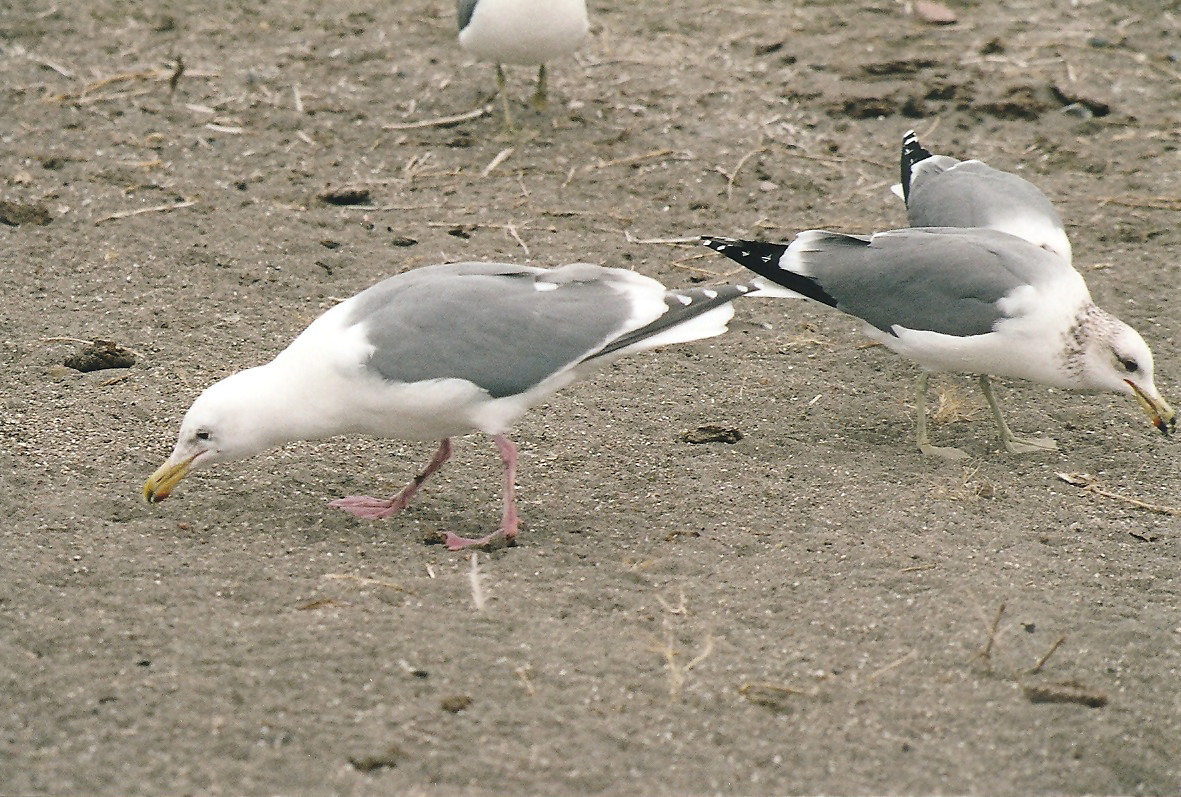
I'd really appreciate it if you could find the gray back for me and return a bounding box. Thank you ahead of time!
[346,263,633,399]
[800,228,1063,337]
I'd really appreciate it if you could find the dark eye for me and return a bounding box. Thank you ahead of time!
[1118,357,1139,373]
[195,429,212,441]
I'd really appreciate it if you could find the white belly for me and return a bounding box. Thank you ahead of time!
[459,0,589,65]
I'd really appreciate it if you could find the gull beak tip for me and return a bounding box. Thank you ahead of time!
[143,458,192,504]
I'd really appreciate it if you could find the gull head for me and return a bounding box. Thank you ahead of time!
[1088,320,1175,436]
[144,367,288,503]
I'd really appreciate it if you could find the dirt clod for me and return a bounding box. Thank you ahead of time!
[62,340,136,372]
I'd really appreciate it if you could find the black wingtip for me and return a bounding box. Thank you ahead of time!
[701,236,789,271]
[591,280,754,359]
[900,129,934,205]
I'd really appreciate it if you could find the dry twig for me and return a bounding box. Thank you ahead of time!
[94,200,196,225]
[1056,472,1181,516]
[382,104,492,130]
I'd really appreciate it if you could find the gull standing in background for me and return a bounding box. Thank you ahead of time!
[704,229,1173,459]
[458,0,589,133]
[895,129,1073,263]
[144,262,752,550]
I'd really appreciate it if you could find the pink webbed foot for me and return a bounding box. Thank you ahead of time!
[328,491,414,519]
[441,528,517,551]
[440,434,521,551]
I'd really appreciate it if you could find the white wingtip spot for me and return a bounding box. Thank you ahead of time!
[674,294,693,306]
[703,289,718,299]
[534,282,558,292]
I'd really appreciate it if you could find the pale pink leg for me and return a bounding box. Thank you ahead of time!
[329,439,453,519]
[444,434,520,551]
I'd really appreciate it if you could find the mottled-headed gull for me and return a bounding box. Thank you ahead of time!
[144,262,752,549]
[458,0,588,132]
[704,228,1173,458]
[895,129,1073,263]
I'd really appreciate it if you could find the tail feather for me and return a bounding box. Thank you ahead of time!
[899,129,933,205]
[701,236,837,308]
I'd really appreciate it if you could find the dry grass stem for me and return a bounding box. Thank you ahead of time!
[1029,635,1067,675]
[504,223,529,256]
[718,145,768,201]
[94,200,196,225]
[382,104,492,130]
[624,231,699,245]
[1098,195,1181,211]
[738,681,806,698]
[866,650,916,682]
[652,624,714,699]
[322,573,415,595]
[515,665,536,695]
[581,148,684,175]
[979,601,1006,661]
[668,255,729,277]
[782,333,832,348]
[933,385,978,424]
[1056,472,1181,516]
[656,589,687,616]
[168,56,184,94]
[468,552,487,611]
[481,147,515,177]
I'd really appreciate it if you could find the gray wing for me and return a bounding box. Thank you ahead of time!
[458,0,478,31]
[345,263,632,399]
[797,228,1063,337]
[908,161,1066,234]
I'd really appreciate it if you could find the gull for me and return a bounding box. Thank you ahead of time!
[703,228,1173,458]
[458,0,589,132]
[144,261,752,549]
[895,129,1073,262]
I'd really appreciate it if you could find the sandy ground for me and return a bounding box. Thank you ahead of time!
[2,0,1181,794]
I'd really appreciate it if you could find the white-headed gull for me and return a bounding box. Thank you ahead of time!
[895,129,1073,263]
[458,0,588,132]
[704,229,1173,458]
[145,262,752,549]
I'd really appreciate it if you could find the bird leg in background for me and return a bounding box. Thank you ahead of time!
[443,434,520,551]
[494,64,515,133]
[978,375,1057,454]
[915,372,969,460]
[530,64,548,110]
[328,438,454,519]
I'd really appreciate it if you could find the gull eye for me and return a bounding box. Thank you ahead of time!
[1118,356,1139,373]
[195,429,212,441]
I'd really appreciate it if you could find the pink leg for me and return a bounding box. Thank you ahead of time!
[444,434,520,551]
[328,439,453,519]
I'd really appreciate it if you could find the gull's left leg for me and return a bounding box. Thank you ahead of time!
[915,372,969,460]
[979,375,1057,454]
[329,439,454,518]
[444,434,520,551]
[495,64,516,134]
[530,64,548,110]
